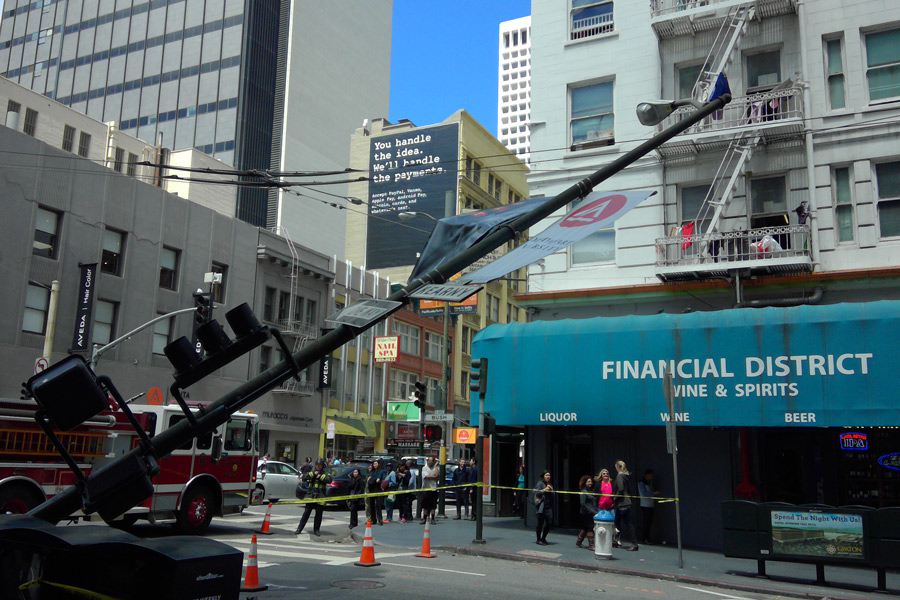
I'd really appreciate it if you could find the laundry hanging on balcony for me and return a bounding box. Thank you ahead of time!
[709,73,730,120]
[681,221,695,250]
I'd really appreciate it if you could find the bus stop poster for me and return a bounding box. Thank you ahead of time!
[771,510,863,559]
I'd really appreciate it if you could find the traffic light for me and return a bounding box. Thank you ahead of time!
[469,357,489,398]
[413,380,426,409]
[483,413,496,436]
[193,292,212,326]
[423,424,442,441]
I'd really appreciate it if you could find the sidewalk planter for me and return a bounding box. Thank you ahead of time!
[593,509,616,560]
[722,500,899,591]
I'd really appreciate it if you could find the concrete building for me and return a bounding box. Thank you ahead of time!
[480,0,900,549]
[0,0,391,258]
[345,111,529,459]
[498,15,531,163]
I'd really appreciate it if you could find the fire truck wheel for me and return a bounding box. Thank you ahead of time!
[0,483,43,515]
[177,484,216,534]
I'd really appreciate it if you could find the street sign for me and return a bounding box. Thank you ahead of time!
[374,336,399,362]
[147,386,163,405]
[325,299,402,328]
[326,419,336,440]
[426,413,453,423]
[34,357,49,375]
[409,283,483,303]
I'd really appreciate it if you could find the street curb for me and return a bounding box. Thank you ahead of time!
[435,544,874,600]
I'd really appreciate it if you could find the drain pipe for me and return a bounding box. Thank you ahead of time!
[742,286,823,308]
[797,0,820,268]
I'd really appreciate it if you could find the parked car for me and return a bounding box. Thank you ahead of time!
[255,460,301,502]
[322,462,370,507]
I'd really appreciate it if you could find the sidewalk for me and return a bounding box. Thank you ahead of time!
[337,516,899,600]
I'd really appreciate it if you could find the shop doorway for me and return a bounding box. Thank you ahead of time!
[761,429,825,505]
[276,441,297,468]
[550,427,595,528]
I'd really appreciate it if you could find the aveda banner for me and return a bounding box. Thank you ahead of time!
[470,301,900,427]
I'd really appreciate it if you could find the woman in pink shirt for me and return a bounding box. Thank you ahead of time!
[596,469,614,510]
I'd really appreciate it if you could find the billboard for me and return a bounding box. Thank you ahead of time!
[771,510,864,560]
[366,123,460,269]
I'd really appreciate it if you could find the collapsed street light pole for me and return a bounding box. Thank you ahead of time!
[29,94,731,525]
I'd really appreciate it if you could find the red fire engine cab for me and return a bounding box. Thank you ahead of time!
[0,398,260,533]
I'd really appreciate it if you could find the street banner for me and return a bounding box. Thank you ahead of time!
[459,190,654,284]
[318,355,331,389]
[69,262,98,352]
[409,196,546,281]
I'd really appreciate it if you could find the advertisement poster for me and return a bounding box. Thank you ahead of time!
[374,336,399,362]
[366,123,460,269]
[771,510,864,559]
[387,401,420,422]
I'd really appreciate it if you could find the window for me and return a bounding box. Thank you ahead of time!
[466,155,481,186]
[681,185,711,235]
[825,38,846,110]
[93,300,117,346]
[394,321,420,355]
[263,287,275,322]
[100,229,124,275]
[507,303,518,323]
[570,197,615,264]
[876,161,900,238]
[750,176,787,217]
[23,108,37,136]
[746,50,781,91]
[158,246,179,290]
[23,284,49,334]
[833,167,854,243]
[7,100,19,114]
[127,152,138,176]
[211,263,227,303]
[78,132,91,157]
[677,64,703,101]
[570,80,614,149]
[488,173,502,200]
[389,369,418,401]
[152,317,172,355]
[278,291,290,323]
[425,331,445,361]
[259,345,271,374]
[461,326,472,355]
[305,299,317,326]
[570,0,613,41]
[489,295,500,322]
[114,147,125,172]
[865,28,900,101]
[62,125,75,152]
[33,207,60,258]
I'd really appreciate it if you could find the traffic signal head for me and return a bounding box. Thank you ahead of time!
[423,424,442,441]
[193,292,212,326]
[469,357,489,397]
[413,380,426,409]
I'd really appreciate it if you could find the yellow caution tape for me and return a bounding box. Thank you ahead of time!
[19,578,121,600]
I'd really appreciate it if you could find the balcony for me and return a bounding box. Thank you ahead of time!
[657,87,804,159]
[277,319,318,339]
[655,224,812,282]
[273,379,316,396]
[650,0,798,38]
[570,12,614,41]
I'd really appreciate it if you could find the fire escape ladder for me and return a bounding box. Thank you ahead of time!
[273,226,300,332]
[692,3,756,102]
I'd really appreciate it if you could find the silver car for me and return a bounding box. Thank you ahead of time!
[255,460,300,502]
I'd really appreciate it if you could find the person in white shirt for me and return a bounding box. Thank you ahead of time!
[420,457,439,524]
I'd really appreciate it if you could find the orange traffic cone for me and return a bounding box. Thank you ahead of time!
[415,522,436,558]
[258,503,274,535]
[354,520,381,567]
[241,534,268,592]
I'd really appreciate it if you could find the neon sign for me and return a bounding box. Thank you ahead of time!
[839,432,868,450]
[878,453,900,471]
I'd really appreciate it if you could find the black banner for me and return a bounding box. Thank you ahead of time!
[70,263,98,352]
[318,355,331,390]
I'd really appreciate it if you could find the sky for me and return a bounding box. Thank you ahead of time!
[389,0,531,134]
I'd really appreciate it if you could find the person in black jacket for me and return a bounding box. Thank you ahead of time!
[577,475,596,550]
[295,458,332,536]
[451,462,469,519]
[534,470,554,545]
[347,467,365,529]
[366,459,386,525]
[613,460,639,551]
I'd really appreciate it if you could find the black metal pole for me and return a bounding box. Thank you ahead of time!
[473,435,485,544]
[28,95,730,525]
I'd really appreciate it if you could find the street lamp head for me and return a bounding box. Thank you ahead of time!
[398,211,438,223]
[636,101,676,126]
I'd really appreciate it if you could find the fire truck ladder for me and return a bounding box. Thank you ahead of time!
[692,3,756,103]
[0,429,107,458]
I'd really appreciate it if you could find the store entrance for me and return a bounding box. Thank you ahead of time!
[549,426,595,528]
[760,429,827,505]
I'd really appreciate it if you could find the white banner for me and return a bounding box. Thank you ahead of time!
[458,190,655,284]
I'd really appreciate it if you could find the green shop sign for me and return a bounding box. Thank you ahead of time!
[387,401,421,422]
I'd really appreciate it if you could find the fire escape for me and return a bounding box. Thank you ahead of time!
[649,0,812,285]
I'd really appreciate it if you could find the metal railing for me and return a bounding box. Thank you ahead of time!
[274,379,316,395]
[651,0,796,18]
[656,224,811,268]
[571,12,614,40]
[661,87,803,136]
[277,319,318,339]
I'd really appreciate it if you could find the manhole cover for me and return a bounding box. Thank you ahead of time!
[331,580,385,590]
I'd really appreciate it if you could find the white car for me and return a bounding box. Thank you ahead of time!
[255,460,301,502]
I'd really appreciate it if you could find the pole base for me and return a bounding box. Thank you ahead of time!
[472,538,486,545]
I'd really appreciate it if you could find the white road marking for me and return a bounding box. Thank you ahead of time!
[678,585,756,600]
[517,549,562,559]
[380,561,485,577]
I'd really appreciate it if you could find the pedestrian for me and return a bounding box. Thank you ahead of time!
[533,470,554,545]
[295,458,331,536]
[466,457,479,521]
[420,456,439,524]
[403,459,417,522]
[512,464,526,518]
[396,464,412,523]
[613,460,639,551]
[638,469,660,544]
[596,469,614,512]
[576,475,596,550]
[451,461,469,519]
[383,462,397,522]
[366,459,385,525]
[347,467,365,529]
[299,456,313,475]
[260,453,270,466]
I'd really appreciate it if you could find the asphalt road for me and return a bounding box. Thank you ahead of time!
[120,504,791,600]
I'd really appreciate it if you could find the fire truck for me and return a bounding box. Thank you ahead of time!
[0,397,260,533]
